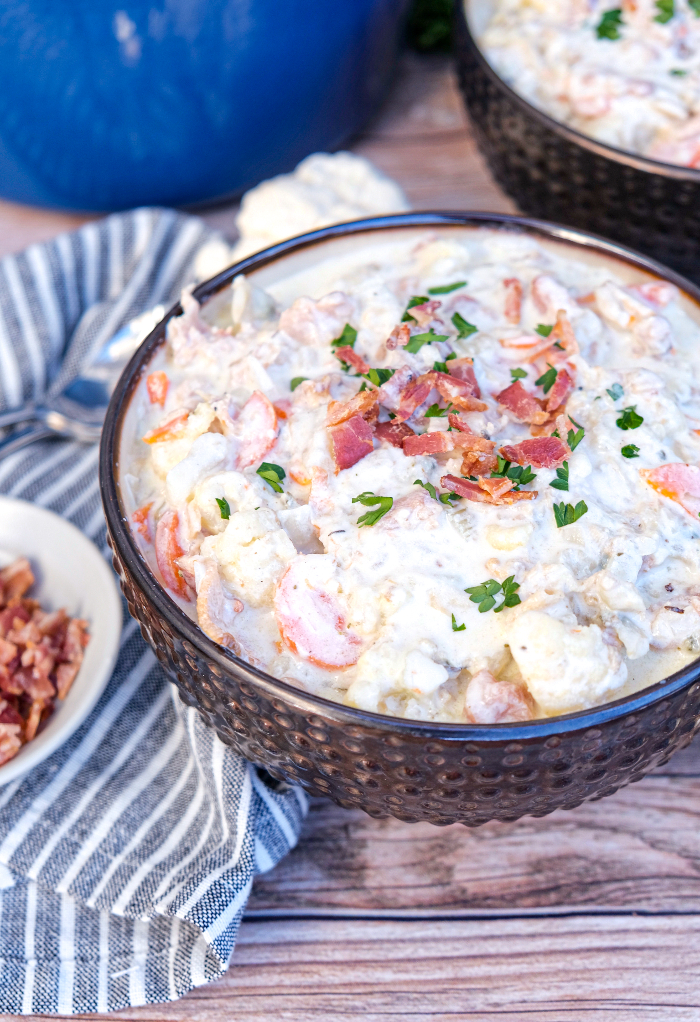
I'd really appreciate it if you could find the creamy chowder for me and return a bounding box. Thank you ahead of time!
[478,0,700,168]
[121,227,700,724]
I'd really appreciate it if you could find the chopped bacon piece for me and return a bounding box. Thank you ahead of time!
[146,371,169,407]
[142,411,189,444]
[503,278,523,324]
[499,334,541,350]
[386,324,410,350]
[434,373,487,412]
[408,299,442,326]
[273,400,292,420]
[327,389,379,427]
[132,503,153,541]
[546,368,574,412]
[334,346,370,375]
[499,436,570,469]
[393,372,436,423]
[477,476,515,498]
[377,364,415,413]
[628,281,678,308]
[447,357,481,398]
[496,381,549,425]
[461,451,499,477]
[465,669,534,724]
[375,420,416,448]
[441,475,538,504]
[403,431,454,457]
[532,275,572,317]
[236,391,279,470]
[452,433,495,454]
[448,413,474,433]
[640,464,700,518]
[328,415,374,471]
[155,510,191,599]
[0,559,34,603]
[546,310,579,363]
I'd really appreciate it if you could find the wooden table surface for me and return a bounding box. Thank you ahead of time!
[4,53,699,1022]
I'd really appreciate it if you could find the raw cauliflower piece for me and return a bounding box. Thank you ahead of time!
[508,610,627,715]
[205,509,296,607]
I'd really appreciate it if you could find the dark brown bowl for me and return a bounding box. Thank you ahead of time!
[100,212,700,826]
[455,0,700,285]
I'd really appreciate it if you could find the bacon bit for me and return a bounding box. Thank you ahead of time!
[447,357,481,398]
[327,389,379,427]
[499,333,541,350]
[386,323,410,350]
[546,368,575,413]
[377,364,415,412]
[640,463,700,518]
[441,474,538,504]
[461,451,499,477]
[544,310,579,363]
[0,559,34,604]
[155,510,191,599]
[496,381,549,425]
[403,431,454,457]
[236,391,279,470]
[577,292,596,306]
[393,372,436,423]
[504,278,523,324]
[465,669,534,724]
[448,413,474,434]
[628,281,678,308]
[499,436,570,469]
[409,299,442,326]
[142,411,189,444]
[132,503,153,541]
[375,420,416,448]
[146,371,169,407]
[453,433,495,454]
[289,464,312,486]
[334,346,370,375]
[273,400,292,420]
[434,373,487,412]
[328,415,375,472]
[477,475,515,498]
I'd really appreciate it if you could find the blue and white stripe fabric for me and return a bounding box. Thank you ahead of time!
[0,208,307,1014]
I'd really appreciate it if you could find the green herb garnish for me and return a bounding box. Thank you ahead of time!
[433,353,457,374]
[621,444,640,459]
[352,491,393,527]
[535,324,553,337]
[550,461,569,491]
[567,416,585,451]
[510,367,528,380]
[606,383,624,401]
[490,456,536,488]
[452,613,466,632]
[452,311,478,339]
[330,323,357,350]
[596,8,623,39]
[362,366,395,387]
[428,281,467,295]
[215,497,230,520]
[655,0,674,22]
[405,328,449,354]
[414,479,458,504]
[256,462,285,493]
[535,363,557,394]
[465,575,521,614]
[402,296,430,323]
[616,405,644,430]
[290,376,308,392]
[690,0,700,16]
[670,68,687,75]
[424,402,453,417]
[553,500,588,528]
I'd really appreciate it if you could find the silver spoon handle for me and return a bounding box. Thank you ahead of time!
[0,403,37,430]
[0,423,56,460]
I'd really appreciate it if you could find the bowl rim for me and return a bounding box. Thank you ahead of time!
[100,211,700,742]
[455,0,700,184]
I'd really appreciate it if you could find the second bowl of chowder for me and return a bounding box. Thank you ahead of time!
[102,213,700,826]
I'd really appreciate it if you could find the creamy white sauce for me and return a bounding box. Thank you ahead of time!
[477,0,700,167]
[121,227,700,723]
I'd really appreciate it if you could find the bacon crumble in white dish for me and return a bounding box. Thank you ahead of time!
[478,0,700,168]
[122,228,700,724]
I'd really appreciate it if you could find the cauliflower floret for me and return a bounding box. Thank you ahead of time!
[166,433,229,506]
[650,603,700,649]
[149,403,217,477]
[206,509,296,606]
[508,610,627,715]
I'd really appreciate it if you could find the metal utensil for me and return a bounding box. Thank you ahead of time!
[0,305,164,459]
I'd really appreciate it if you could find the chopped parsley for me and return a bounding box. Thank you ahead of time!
[535,324,553,337]
[433,353,457,373]
[352,491,393,527]
[330,323,357,350]
[535,363,557,394]
[549,461,569,491]
[414,479,458,504]
[691,0,700,16]
[606,383,624,401]
[428,281,467,295]
[616,405,644,430]
[490,456,536,489]
[655,0,674,22]
[510,367,528,380]
[290,376,308,391]
[451,613,466,632]
[553,500,588,528]
[362,366,395,387]
[671,68,687,75]
[402,296,430,323]
[465,575,521,614]
[215,497,231,520]
[424,402,453,417]
[405,327,449,353]
[567,416,585,451]
[452,311,478,339]
[596,8,623,38]
[621,444,640,459]
[256,462,285,493]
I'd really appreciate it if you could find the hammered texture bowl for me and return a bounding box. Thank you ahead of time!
[455,1,700,286]
[101,213,700,826]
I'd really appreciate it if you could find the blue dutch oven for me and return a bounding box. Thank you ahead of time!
[0,0,408,211]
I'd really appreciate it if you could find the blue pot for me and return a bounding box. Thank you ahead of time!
[0,0,408,211]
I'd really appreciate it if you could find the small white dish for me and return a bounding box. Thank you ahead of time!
[0,496,122,785]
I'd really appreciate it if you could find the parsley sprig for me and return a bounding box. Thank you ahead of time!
[510,367,528,380]
[690,0,700,16]
[402,296,430,323]
[452,312,478,338]
[655,0,674,22]
[606,383,624,401]
[616,406,644,430]
[433,353,457,373]
[352,491,393,526]
[549,461,569,491]
[596,8,623,39]
[428,281,466,295]
[553,500,588,527]
[621,444,640,459]
[424,401,453,418]
[490,456,536,489]
[330,323,357,350]
[405,328,449,354]
[290,376,308,391]
[535,324,553,337]
[535,363,557,394]
[414,479,458,504]
[566,416,585,451]
[215,497,231,520]
[465,575,522,614]
[451,613,466,631]
[256,462,285,493]
[361,367,395,387]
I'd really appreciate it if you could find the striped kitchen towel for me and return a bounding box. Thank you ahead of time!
[0,208,307,1014]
